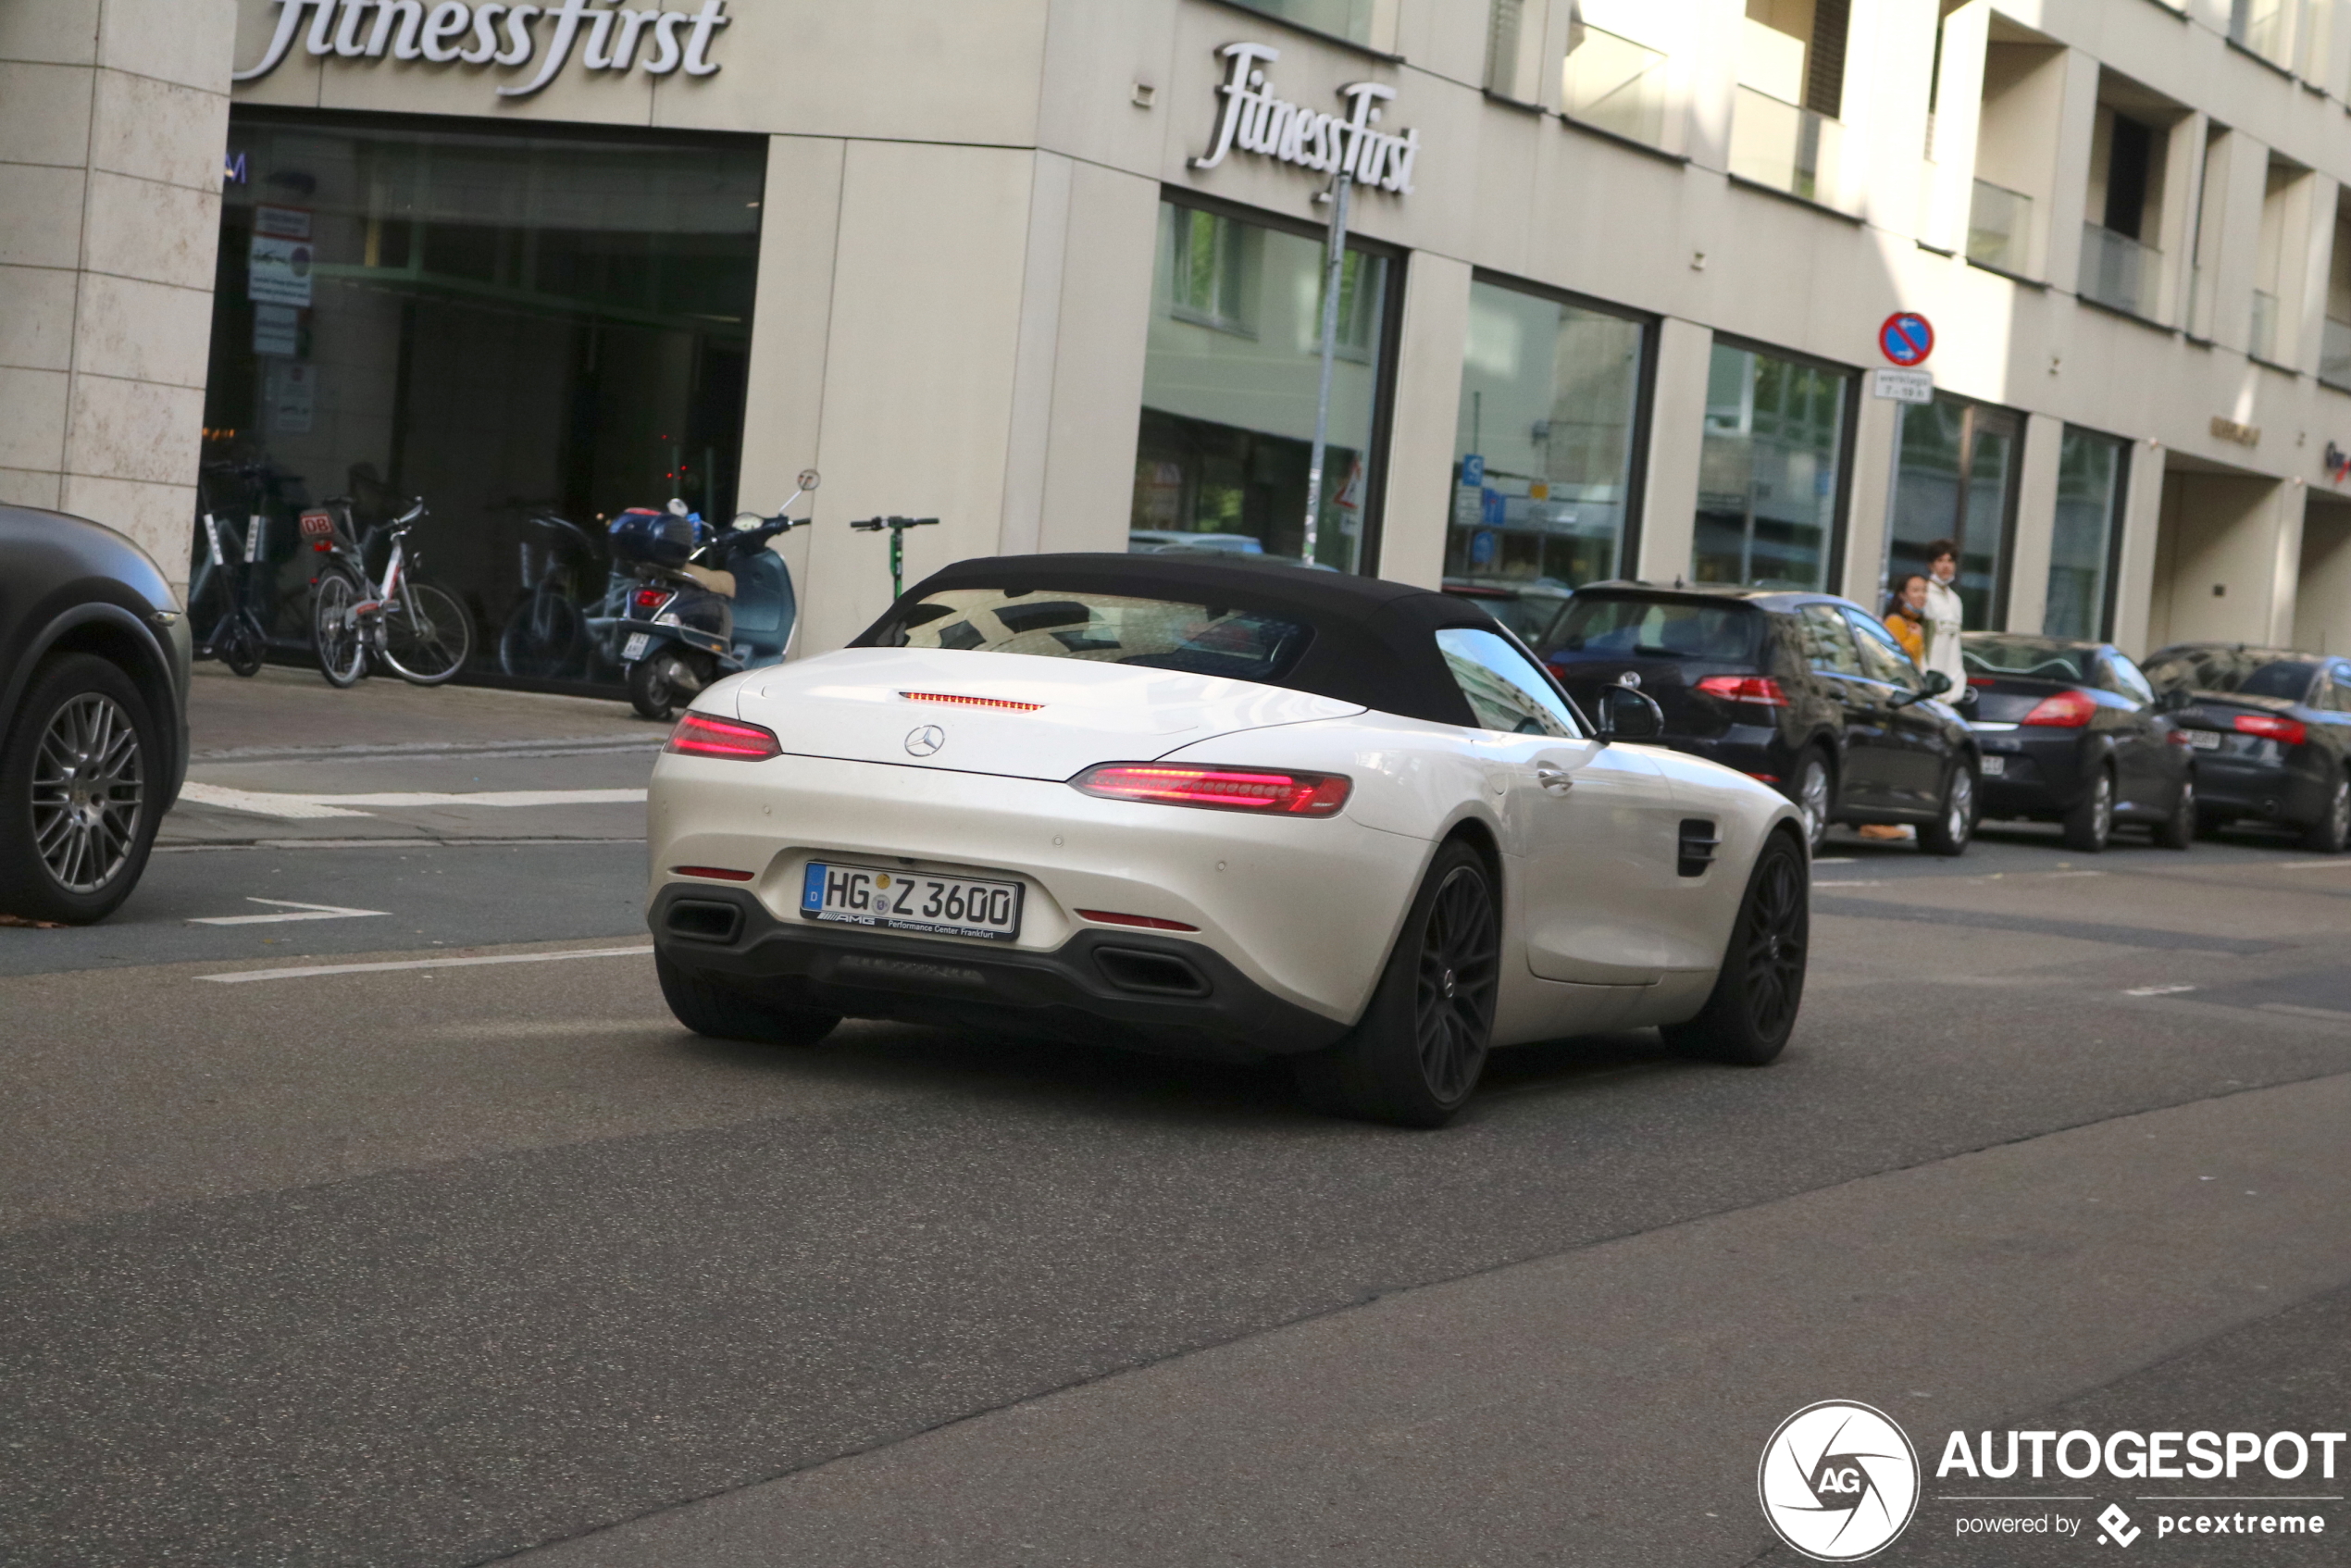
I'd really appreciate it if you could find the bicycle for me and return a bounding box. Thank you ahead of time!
[191,509,269,677]
[308,496,476,688]
[498,510,605,679]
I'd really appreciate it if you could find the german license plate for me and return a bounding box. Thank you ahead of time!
[2185,729,2222,751]
[801,861,1023,942]
[622,632,651,660]
[1979,755,2006,777]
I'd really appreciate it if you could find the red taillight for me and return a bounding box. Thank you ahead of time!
[312,540,331,554]
[672,865,754,882]
[2233,712,2307,747]
[1076,908,1201,931]
[900,691,1044,712]
[1968,676,1996,687]
[664,711,782,760]
[1071,763,1351,816]
[633,588,674,613]
[2021,690,2098,728]
[1696,675,1790,707]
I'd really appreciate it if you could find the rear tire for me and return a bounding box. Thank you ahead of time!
[2154,777,2196,851]
[313,569,367,688]
[1293,840,1499,1128]
[628,653,690,721]
[656,952,840,1047]
[220,611,267,678]
[0,655,161,925]
[1661,830,1808,1066]
[1791,750,1833,853]
[1919,764,1976,857]
[2302,773,2351,854]
[2062,765,2116,853]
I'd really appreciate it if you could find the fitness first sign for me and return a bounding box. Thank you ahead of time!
[1191,43,1422,196]
[235,0,729,96]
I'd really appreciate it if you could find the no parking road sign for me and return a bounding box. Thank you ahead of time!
[1880,312,1934,367]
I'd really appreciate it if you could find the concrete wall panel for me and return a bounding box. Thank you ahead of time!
[1378,250,1470,590]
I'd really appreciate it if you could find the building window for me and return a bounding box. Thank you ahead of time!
[200,109,764,690]
[1693,342,1850,592]
[1729,0,1850,203]
[1132,199,1396,573]
[1236,0,1373,46]
[1448,279,1648,590]
[2044,427,2130,641]
[1887,396,2022,630]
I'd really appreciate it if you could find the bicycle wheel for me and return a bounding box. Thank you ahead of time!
[381,580,474,686]
[498,591,584,678]
[222,608,268,678]
[313,570,367,688]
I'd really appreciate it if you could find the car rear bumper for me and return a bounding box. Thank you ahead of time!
[650,883,1350,1062]
[1974,731,2094,816]
[2192,752,2327,824]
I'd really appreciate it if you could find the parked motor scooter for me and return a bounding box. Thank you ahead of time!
[614,469,819,720]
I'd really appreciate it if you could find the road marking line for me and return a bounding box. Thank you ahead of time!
[1812,856,1857,864]
[1813,878,1887,887]
[2125,984,2198,997]
[197,944,653,984]
[188,898,389,926]
[2276,860,2351,869]
[179,784,647,819]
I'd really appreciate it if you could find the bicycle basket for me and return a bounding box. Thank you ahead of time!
[608,507,712,567]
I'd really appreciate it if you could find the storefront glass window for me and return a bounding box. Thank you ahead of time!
[200,111,765,688]
[2044,427,2129,641]
[1245,0,1375,44]
[1133,200,1394,573]
[1886,395,2020,628]
[1446,280,1646,589]
[1693,342,1849,591]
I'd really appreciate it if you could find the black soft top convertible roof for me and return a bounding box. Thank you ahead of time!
[852,553,1502,728]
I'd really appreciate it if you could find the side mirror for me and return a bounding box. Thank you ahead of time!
[2155,685,2193,714]
[1597,684,1664,741]
[797,468,821,492]
[1921,670,1954,697]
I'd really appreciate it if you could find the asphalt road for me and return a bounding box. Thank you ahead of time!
[2,670,2347,1566]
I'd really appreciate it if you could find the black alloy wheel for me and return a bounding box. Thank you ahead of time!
[1661,830,1809,1065]
[2305,774,2351,854]
[2154,778,2196,852]
[1793,751,1833,853]
[2062,766,2116,853]
[1294,840,1499,1128]
[1919,765,1976,857]
[0,654,161,925]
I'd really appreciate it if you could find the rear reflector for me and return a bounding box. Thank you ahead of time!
[633,588,674,613]
[1076,908,1200,932]
[900,691,1044,712]
[2233,712,2308,747]
[1695,675,1790,707]
[1071,763,1351,816]
[673,865,755,882]
[664,711,782,760]
[2021,690,2097,728]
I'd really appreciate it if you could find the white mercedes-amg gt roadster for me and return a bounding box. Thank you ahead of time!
[644,554,1809,1126]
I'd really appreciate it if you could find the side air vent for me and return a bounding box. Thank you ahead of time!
[1094,946,1211,998]
[666,900,744,942]
[1676,819,1720,879]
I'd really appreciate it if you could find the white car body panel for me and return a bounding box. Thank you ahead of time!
[649,645,1801,1056]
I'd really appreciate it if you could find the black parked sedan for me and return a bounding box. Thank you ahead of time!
[1959,634,2195,852]
[2140,643,2351,853]
[1541,583,1980,854]
[0,505,192,922]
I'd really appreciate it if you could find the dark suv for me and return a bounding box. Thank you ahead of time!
[0,506,192,922]
[2140,643,2351,853]
[1539,583,1978,854]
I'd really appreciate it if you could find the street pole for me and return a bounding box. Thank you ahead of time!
[1302,168,1354,568]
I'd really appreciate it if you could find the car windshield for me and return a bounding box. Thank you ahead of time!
[2142,650,2319,702]
[1551,596,1757,662]
[1441,587,1570,648]
[1962,638,2095,683]
[866,587,1313,682]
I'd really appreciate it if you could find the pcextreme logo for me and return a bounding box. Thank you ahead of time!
[1759,1400,1922,1562]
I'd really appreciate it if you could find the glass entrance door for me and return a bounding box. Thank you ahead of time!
[1885,397,2022,628]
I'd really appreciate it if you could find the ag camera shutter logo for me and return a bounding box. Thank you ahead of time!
[1759,1400,1921,1561]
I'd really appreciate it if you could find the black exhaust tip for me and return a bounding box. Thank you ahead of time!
[666,900,743,943]
[1094,946,1211,998]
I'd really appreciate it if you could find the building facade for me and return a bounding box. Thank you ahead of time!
[8,0,2351,684]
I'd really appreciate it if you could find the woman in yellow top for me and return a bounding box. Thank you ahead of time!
[1884,573,1931,668]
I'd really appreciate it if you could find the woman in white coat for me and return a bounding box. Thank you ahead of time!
[1922,538,1967,699]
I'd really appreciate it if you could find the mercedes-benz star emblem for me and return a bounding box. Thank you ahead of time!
[904,725,946,757]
